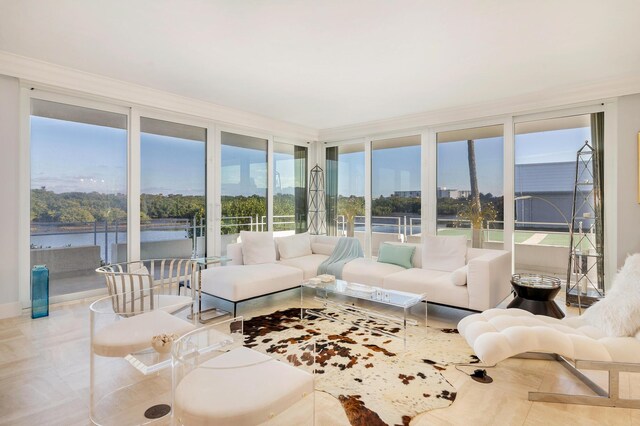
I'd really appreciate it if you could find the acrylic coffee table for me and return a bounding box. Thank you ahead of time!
[300,279,427,346]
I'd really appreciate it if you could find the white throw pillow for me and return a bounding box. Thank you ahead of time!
[239,231,276,265]
[422,235,467,272]
[450,265,468,286]
[277,233,312,260]
[582,253,640,337]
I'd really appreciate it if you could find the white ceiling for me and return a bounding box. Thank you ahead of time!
[1,0,639,129]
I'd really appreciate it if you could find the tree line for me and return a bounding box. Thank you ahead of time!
[30,188,297,225]
[31,188,503,230]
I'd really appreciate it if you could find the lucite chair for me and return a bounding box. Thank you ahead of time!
[172,317,316,425]
[90,289,196,425]
[96,258,196,316]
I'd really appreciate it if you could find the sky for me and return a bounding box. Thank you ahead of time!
[31,116,128,194]
[337,126,591,197]
[31,115,591,198]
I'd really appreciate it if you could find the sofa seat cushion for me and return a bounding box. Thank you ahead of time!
[278,254,329,280]
[382,268,469,309]
[342,258,405,287]
[174,346,314,426]
[93,309,196,357]
[200,264,303,302]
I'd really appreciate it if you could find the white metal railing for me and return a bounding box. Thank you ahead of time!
[336,215,422,242]
[220,215,296,233]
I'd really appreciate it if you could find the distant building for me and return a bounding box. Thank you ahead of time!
[437,188,471,199]
[515,161,593,230]
[393,190,421,198]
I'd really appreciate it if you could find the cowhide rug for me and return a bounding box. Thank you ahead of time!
[242,308,478,426]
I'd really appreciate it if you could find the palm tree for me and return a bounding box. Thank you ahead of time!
[458,139,492,248]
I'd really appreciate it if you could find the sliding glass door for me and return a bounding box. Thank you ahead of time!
[30,99,128,297]
[436,125,504,248]
[325,144,365,246]
[220,131,268,254]
[514,114,596,278]
[140,117,207,260]
[273,142,308,235]
[371,136,421,255]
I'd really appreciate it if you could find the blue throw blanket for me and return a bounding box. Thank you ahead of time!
[317,237,363,279]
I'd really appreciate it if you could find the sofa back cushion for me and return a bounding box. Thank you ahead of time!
[377,243,415,269]
[309,235,340,256]
[239,231,276,265]
[277,232,313,260]
[311,243,335,256]
[422,235,467,272]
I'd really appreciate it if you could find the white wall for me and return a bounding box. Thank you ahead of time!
[0,75,21,318]
[615,94,640,267]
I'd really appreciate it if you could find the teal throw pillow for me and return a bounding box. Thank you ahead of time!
[377,243,415,269]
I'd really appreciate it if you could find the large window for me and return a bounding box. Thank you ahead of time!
[326,144,365,246]
[371,136,421,255]
[273,142,308,235]
[140,118,206,260]
[436,125,504,248]
[30,99,127,297]
[514,114,599,277]
[221,132,268,254]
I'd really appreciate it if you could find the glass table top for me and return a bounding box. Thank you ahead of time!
[511,273,561,289]
[302,278,425,308]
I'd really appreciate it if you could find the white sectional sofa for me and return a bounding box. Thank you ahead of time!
[200,233,512,315]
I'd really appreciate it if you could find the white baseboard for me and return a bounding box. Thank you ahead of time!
[0,301,22,319]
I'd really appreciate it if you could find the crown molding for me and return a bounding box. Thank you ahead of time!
[0,50,318,141]
[319,74,640,142]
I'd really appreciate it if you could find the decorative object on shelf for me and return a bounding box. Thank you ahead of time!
[307,164,326,235]
[566,137,605,312]
[31,264,49,319]
[151,333,178,354]
[507,273,564,318]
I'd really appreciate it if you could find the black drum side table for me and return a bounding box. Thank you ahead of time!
[507,274,565,319]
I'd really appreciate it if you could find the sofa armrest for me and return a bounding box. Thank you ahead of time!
[466,250,512,311]
[226,242,244,265]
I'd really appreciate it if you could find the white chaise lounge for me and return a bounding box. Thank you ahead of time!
[458,253,640,408]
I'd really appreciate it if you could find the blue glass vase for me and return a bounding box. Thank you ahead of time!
[31,265,49,319]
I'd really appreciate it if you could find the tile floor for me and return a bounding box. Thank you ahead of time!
[0,289,637,426]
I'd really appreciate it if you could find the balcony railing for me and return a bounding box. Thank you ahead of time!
[31,215,578,268]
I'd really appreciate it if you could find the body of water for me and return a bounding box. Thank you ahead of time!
[31,230,189,263]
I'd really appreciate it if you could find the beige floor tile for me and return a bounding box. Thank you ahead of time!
[414,375,534,426]
[0,396,89,426]
[1,288,636,426]
[524,402,630,426]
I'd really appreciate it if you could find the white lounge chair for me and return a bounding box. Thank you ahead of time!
[458,254,640,408]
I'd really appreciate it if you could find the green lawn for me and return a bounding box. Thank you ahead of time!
[539,233,570,247]
[437,228,570,247]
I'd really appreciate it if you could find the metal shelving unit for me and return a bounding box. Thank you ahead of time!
[566,141,605,312]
